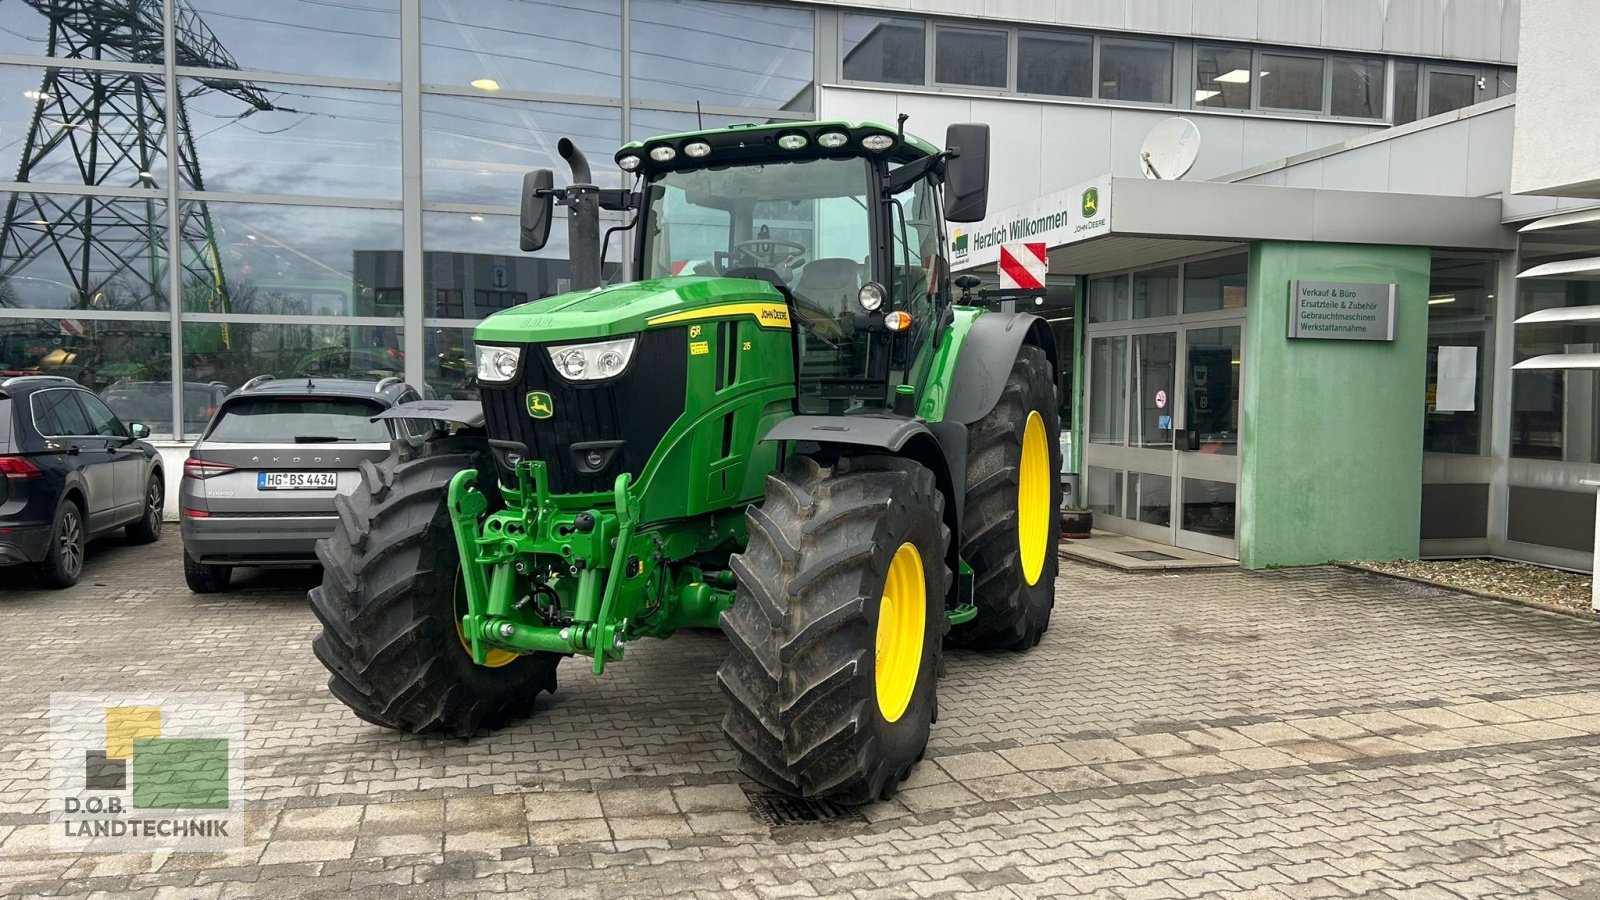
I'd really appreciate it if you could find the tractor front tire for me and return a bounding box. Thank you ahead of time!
[950,344,1062,651]
[309,435,561,737]
[719,454,951,804]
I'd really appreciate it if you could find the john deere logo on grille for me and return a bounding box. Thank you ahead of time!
[526,391,553,419]
[1081,187,1099,218]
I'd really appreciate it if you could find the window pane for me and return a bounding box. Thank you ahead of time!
[630,108,769,141]
[1127,471,1171,527]
[184,202,402,318]
[1426,257,1494,454]
[182,0,400,81]
[1330,57,1385,118]
[424,212,615,318]
[423,95,622,202]
[1133,266,1179,318]
[1183,254,1248,314]
[1099,38,1171,103]
[183,80,402,199]
[0,4,163,62]
[1088,335,1127,444]
[207,396,390,443]
[1130,332,1176,449]
[0,65,168,190]
[32,389,92,437]
[104,380,226,439]
[0,193,169,311]
[1260,53,1324,111]
[422,0,620,97]
[1394,61,1419,125]
[425,327,482,400]
[632,0,813,111]
[935,26,1006,88]
[1182,478,1236,538]
[78,393,127,437]
[1185,326,1242,455]
[1018,31,1091,98]
[182,322,403,390]
[843,15,925,86]
[1427,71,1476,117]
[1194,45,1250,109]
[0,319,173,436]
[1088,274,1129,323]
[1086,466,1123,518]
[1511,249,1600,462]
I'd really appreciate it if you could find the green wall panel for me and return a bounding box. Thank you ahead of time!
[1239,241,1431,569]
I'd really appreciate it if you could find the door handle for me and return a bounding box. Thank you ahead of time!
[67,445,80,456]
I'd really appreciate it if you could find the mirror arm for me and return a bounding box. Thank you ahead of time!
[884,151,949,196]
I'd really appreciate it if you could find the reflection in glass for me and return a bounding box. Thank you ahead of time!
[1133,266,1178,318]
[1426,257,1494,454]
[1394,61,1419,125]
[0,194,168,311]
[1427,71,1476,117]
[183,0,400,81]
[1511,235,1600,462]
[1193,45,1250,109]
[1331,57,1385,118]
[1183,326,1241,456]
[182,202,402,318]
[1099,38,1172,103]
[935,26,1006,88]
[422,95,622,202]
[1088,335,1126,445]
[1182,478,1236,539]
[426,327,480,400]
[423,0,620,97]
[0,65,168,190]
[423,212,615,318]
[1183,254,1248,313]
[183,81,402,198]
[1086,466,1123,518]
[0,319,173,433]
[630,108,765,141]
[1260,54,1324,111]
[1017,31,1091,98]
[1088,274,1129,323]
[1130,333,1176,450]
[1127,471,1171,527]
[0,2,163,61]
[182,321,404,392]
[631,0,813,110]
[843,15,925,86]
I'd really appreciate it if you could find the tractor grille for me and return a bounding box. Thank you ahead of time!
[479,328,688,495]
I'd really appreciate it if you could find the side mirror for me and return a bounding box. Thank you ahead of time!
[129,422,150,440]
[519,168,555,251]
[943,123,990,223]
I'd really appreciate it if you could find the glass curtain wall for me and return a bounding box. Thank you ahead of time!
[0,0,815,434]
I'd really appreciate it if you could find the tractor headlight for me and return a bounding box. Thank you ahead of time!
[861,134,895,152]
[618,154,641,171]
[858,281,886,312]
[817,131,849,149]
[545,337,637,382]
[476,344,523,383]
[683,141,711,158]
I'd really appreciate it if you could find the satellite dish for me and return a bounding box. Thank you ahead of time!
[1138,117,1201,180]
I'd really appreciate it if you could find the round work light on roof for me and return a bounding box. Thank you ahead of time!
[777,133,808,150]
[649,145,676,162]
[816,131,849,149]
[861,134,895,152]
[618,154,641,171]
[683,141,711,158]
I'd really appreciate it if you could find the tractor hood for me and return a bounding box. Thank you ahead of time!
[473,276,788,344]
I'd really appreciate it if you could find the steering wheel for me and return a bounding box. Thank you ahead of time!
[732,238,808,271]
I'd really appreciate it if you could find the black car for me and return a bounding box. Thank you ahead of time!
[0,376,165,587]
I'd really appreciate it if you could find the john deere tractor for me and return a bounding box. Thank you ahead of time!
[310,120,1061,804]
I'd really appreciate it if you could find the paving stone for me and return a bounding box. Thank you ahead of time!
[935,751,1019,780]
[998,743,1078,772]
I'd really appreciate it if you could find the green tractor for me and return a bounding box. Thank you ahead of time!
[310,120,1061,804]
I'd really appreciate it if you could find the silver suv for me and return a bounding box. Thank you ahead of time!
[179,375,427,592]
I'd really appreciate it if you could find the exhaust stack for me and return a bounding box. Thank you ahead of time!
[560,138,602,291]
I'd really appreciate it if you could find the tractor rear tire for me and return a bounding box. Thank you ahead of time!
[950,344,1061,651]
[309,435,561,737]
[719,454,951,804]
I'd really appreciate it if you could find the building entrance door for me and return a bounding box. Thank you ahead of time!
[1084,320,1244,557]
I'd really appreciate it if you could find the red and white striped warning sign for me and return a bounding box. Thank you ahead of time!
[998,242,1047,291]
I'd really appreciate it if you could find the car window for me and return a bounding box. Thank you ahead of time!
[78,393,129,438]
[206,397,391,443]
[31,389,93,437]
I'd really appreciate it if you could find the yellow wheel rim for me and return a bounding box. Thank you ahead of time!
[1018,409,1050,587]
[875,542,926,724]
[454,566,519,668]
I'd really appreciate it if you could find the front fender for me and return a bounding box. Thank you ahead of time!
[940,311,1057,425]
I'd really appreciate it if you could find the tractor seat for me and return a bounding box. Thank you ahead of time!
[793,258,862,319]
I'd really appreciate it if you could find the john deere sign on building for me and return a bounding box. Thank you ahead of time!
[951,176,1110,270]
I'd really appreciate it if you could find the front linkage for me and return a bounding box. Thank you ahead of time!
[448,460,741,674]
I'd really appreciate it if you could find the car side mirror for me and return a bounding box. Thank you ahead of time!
[520,168,555,251]
[943,123,990,223]
[129,422,150,440]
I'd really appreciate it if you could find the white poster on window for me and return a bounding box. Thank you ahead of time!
[1435,346,1478,412]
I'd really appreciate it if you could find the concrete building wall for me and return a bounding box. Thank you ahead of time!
[1508,0,1600,197]
[1239,241,1432,568]
[799,0,1521,62]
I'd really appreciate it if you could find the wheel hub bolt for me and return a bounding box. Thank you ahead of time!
[559,627,571,641]
[498,623,515,637]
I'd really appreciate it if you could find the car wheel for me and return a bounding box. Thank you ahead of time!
[37,499,85,588]
[126,474,163,544]
[184,550,231,593]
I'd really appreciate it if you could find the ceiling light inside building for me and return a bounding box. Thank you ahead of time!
[469,214,485,222]
[1194,89,1221,102]
[1214,69,1253,84]
[1428,295,1456,305]
[470,78,500,92]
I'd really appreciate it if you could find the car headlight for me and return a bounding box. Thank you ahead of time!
[476,344,522,383]
[545,337,637,382]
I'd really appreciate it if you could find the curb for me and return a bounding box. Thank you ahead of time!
[1339,562,1598,624]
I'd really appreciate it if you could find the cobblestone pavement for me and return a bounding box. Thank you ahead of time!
[3,537,1600,899]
